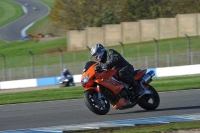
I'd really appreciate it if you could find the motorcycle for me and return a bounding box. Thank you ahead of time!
[81,61,160,115]
[59,75,75,87]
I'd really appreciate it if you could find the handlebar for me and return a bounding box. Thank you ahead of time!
[95,65,108,72]
[95,68,107,73]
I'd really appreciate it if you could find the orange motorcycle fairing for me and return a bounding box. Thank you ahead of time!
[134,69,147,80]
[81,62,98,88]
[113,98,127,109]
[95,75,124,95]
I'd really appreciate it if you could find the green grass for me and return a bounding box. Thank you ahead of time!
[26,17,52,35]
[0,0,65,37]
[151,75,200,92]
[114,36,200,57]
[67,120,200,133]
[0,38,67,68]
[0,75,199,105]
[0,0,24,27]
[0,39,7,45]
[39,0,55,8]
[0,36,199,69]
[0,38,67,57]
[0,86,83,104]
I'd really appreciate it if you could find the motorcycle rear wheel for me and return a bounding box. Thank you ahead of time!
[84,90,110,115]
[59,83,69,87]
[138,85,160,110]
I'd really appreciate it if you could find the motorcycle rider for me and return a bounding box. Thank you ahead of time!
[61,68,71,79]
[60,68,75,87]
[90,43,144,99]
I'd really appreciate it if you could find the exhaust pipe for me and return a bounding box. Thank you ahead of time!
[142,70,155,84]
[139,70,155,97]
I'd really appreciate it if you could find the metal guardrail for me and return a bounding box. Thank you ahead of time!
[0,52,200,81]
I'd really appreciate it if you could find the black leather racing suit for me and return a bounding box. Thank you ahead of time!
[98,49,137,88]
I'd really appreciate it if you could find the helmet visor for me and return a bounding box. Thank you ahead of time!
[92,53,99,61]
[92,49,104,61]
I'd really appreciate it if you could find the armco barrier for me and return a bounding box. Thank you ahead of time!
[0,64,199,90]
[156,64,200,77]
[37,77,59,86]
[0,79,37,89]
[36,75,83,87]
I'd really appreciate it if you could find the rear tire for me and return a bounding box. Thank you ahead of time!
[138,85,160,110]
[84,90,110,115]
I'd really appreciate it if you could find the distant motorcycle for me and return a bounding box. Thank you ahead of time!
[81,61,160,115]
[59,75,75,87]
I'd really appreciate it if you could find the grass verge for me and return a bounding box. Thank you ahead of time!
[66,120,200,133]
[38,0,55,8]
[0,0,24,27]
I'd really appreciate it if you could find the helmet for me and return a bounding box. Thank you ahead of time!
[90,44,106,62]
[63,68,68,72]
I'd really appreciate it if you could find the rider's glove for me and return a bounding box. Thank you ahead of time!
[102,65,107,70]
[95,65,102,72]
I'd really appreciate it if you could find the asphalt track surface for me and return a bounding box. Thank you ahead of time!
[0,0,50,42]
[0,89,200,131]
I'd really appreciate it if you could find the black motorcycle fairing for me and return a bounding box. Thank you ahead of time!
[83,61,96,73]
[100,86,118,105]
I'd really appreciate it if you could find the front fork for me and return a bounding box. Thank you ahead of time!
[95,85,107,108]
[97,85,104,99]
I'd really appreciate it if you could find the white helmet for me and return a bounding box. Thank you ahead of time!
[63,68,68,72]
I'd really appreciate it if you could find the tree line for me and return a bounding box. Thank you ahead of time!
[49,0,200,30]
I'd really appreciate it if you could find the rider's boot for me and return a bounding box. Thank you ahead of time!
[130,81,145,99]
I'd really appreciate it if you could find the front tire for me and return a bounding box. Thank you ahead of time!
[138,85,160,110]
[84,90,110,115]
[59,83,65,88]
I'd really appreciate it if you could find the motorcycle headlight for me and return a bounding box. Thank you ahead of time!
[81,74,89,84]
[64,79,69,82]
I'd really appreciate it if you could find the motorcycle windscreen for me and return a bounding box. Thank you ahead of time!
[82,61,97,73]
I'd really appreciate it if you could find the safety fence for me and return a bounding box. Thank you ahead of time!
[0,64,200,90]
[0,51,200,81]
[0,34,200,81]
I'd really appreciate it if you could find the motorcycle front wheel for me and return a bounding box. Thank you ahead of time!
[138,85,160,110]
[59,83,66,88]
[59,82,69,87]
[84,90,110,115]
